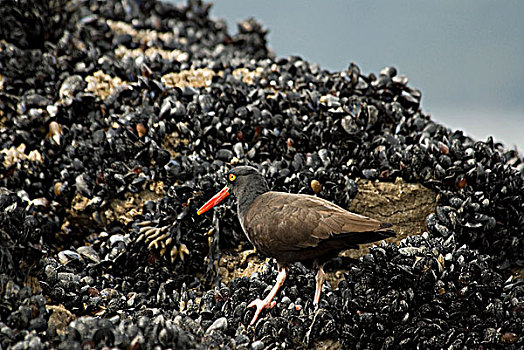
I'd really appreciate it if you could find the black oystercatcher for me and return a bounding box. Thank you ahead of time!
[198,166,395,324]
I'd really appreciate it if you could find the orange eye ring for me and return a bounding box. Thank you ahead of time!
[228,174,236,181]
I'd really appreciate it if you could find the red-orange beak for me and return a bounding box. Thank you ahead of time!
[197,186,230,215]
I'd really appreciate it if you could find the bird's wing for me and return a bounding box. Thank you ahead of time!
[243,192,389,253]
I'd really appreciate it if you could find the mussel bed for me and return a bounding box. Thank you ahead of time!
[0,1,522,349]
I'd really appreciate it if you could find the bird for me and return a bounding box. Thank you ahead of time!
[197,165,395,325]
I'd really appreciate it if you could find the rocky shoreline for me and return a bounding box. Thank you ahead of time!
[1,1,522,349]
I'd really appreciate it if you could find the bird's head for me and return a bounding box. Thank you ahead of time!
[197,166,268,215]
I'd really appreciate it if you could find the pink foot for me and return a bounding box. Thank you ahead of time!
[248,298,277,325]
[246,265,288,325]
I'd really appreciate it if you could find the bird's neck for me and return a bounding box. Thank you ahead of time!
[236,182,269,217]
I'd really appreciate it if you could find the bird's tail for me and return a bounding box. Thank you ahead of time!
[338,225,396,245]
[378,222,396,238]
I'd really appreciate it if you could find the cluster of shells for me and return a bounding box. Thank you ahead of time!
[0,0,522,349]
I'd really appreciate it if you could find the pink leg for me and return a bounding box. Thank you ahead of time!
[313,266,325,305]
[248,265,288,325]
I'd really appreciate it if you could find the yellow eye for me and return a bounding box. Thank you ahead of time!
[228,173,236,181]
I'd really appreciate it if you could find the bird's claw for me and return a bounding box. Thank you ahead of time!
[247,298,276,325]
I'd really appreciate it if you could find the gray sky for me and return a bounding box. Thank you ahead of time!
[173,0,524,150]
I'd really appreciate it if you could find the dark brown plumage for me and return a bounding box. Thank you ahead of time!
[198,166,395,325]
[242,192,393,264]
